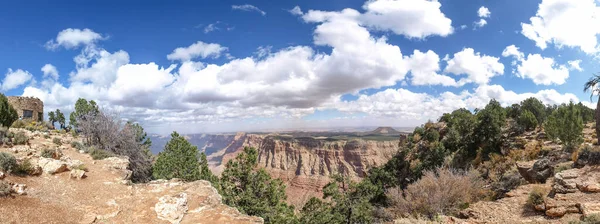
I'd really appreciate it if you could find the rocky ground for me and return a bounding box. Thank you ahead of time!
[0,129,262,224]
[452,124,600,224]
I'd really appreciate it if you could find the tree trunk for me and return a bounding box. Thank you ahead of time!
[595,96,600,144]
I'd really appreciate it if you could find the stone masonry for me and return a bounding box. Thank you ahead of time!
[7,96,44,121]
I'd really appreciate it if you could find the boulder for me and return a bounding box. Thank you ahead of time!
[70,169,87,180]
[38,158,69,174]
[103,157,129,170]
[517,159,553,184]
[155,193,188,224]
[29,165,43,176]
[544,198,581,218]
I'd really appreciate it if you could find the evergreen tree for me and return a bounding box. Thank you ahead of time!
[220,147,297,223]
[69,98,99,128]
[55,109,66,129]
[545,102,584,150]
[473,99,507,159]
[0,94,17,128]
[517,109,538,131]
[47,111,56,128]
[520,97,546,124]
[152,132,202,181]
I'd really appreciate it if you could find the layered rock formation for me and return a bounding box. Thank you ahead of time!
[209,133,400,207]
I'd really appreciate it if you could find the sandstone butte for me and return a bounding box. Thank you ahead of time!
[0,129,263,224]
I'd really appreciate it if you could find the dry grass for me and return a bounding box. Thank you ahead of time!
[527,186,547,207]
[388,168,487,219]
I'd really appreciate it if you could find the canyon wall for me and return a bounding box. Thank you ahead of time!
[207,133,400,207]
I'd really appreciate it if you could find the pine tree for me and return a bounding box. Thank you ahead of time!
[220,147,298,223]
[152,132,202,181]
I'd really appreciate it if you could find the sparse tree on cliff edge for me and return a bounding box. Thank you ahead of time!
[220,147,297,224]
[152,132,203,182]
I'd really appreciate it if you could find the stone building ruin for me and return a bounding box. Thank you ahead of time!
[7,96,44,121]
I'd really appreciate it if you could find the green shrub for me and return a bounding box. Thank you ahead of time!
[53,137,62,146]
[11,119,27,128]
[545,102,583,150]
[40,148,60,159]
[0,152,16,172]
[43,134,50,139]
[71,141,84,150]
[527,187,546,207]
[13,132,28,145]
[0,181,11,197]
[12,159,34,176]
[89,148,115,160]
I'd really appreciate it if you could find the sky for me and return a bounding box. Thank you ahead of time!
[0,0,599,134]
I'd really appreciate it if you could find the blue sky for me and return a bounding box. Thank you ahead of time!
[0,0,598,134]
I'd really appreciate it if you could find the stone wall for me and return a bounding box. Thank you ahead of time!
[7,96,44,121]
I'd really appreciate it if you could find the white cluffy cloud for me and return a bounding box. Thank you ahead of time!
[568,60,583,71]
[41,64,59,80]
[2,69,33,91]
[473,6,490,28]
[478,6,491,18]
[444,48,504,85]
[502,45,577,85]
[521,0,600,54]
[232,4,266,16]
[45,28,105,50]
[167,41,229,61]
[359,0,454,38]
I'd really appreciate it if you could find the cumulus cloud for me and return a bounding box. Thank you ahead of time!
[405,50,457,86]
[166,41,228,61]
[474,19,487,28]
[334,84,582,121]
[45,28,104,50]
[502,45,572,85]
[359,0,454,38]
[521,0,600,54]
[41,64,59,80]
[232,4,266,16]
[478,6,491,18]
[444,48,505,85]
[289,6,303,15]
[2,69,33,91]
[568,60,583,71]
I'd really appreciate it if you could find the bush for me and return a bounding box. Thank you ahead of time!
[388,168,487,218]
[11,119,27,128]
[527,187,546,207]
[0,94,18,128]
[53,137,62,146]
[0,152,16,172]
[0,181,11,197]
[13,132,28,145]
[72,164,88,172]
[89,148,115,160]
[71,141,84,151]
[40,148,54,158]
[43,134,50,139]
[77,109,152,182]
[12,159,35,176]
